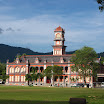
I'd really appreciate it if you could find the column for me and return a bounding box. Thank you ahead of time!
[44,64,46,85]
[68,63,71,87]
[63,67,65,87]
[38,67,40,85]
[19,75,21,85]
[26,60,29,85]
[51,62,54,86]
[6,64,9,84]
[14,68,15,84]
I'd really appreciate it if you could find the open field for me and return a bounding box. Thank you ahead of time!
[0,86,104,104]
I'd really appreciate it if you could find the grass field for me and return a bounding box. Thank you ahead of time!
[0,86,104,104]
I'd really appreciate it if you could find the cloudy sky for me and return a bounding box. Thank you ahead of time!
[0,0,104,53]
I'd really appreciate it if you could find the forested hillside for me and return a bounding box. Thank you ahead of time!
[0,44,102,63]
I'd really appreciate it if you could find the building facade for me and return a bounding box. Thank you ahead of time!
[6,26,93,87]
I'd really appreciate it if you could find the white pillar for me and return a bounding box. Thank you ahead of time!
[6,65,9,84]
[44,64,46,85]
[63,67,65,87]
[68,63,71,87]
[38,67,40,85]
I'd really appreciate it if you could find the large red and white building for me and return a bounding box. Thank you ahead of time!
[6,26,93,87]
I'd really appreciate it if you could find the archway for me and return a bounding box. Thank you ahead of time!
[40,67,44,73]
[65,66,68,73]
[46,77,51,83]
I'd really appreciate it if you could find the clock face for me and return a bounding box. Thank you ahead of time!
[56,33,60,38]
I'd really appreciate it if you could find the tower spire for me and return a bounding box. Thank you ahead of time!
[53,26,66,55]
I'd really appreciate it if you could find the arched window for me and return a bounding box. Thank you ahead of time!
[30,67,37,73]
[21,67,26,73]
[60,66,64,73]
[36,67,38,73]
[9,67,14,73]
[40,67,44,73]
[15,67,20,73]
[65,66,68,73]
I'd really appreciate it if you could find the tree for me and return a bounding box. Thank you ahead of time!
[53,65,63,86]
[43,66,53,85]
[43,65,63,86]
[25,67,43,86]
[99,56,104,64]
[70,46,99,86]
[37,73,44,84]
[97,0,104,11]
[25,74,32,85]
[0,63,9,83]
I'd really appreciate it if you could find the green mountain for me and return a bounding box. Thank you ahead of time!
[0,44,53,63]
[0,44,102,63]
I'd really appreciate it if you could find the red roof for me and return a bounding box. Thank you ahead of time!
[54,26,64,32]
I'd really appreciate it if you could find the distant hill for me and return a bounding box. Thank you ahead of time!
[0,44,102,63]
[98,52,104,58]
[0,44,52,63]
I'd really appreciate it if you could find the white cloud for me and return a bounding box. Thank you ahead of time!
[0,11,104,53]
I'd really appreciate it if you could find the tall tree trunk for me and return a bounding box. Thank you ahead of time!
[84,76,87,88]
[39,76,40,85]
[51,75,54,86]
[58,76,59,87]
[63,76,65,87]
[28,80,29,85]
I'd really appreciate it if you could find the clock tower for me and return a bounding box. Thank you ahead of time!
[53,26,66,55]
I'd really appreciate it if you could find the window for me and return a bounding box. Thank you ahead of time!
[9,76,14,82]
[57,41,60,45]
[86,77,90,82]
[65,67,68,73]
[15,76,19,82]
[78,76,83,82]
[9,67,14,73]
[21,76,25,82]
[40,67,43,72]
[21,67,26,73]
[15,67,20,73]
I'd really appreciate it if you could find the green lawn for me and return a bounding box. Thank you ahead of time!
[0,86,104,104]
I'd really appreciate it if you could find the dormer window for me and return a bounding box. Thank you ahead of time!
[60,57,64,63]
[44,59,47,63]
[35,58,39,63]
[15,58,20,64]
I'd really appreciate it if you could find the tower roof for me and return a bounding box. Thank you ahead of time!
[54,26,64,32]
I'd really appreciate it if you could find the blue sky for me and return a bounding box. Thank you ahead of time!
[0,0,104,53]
